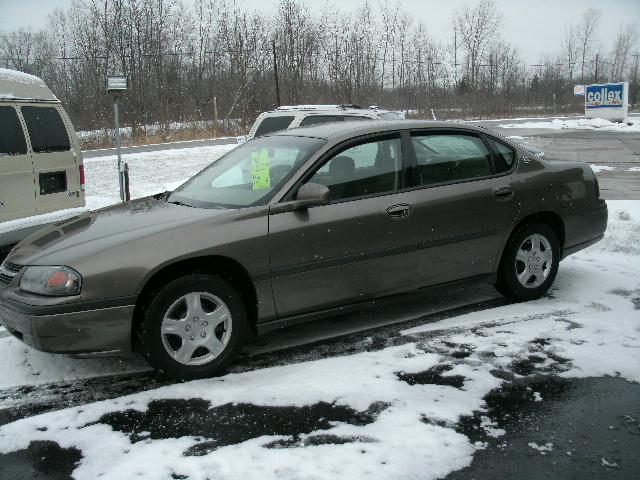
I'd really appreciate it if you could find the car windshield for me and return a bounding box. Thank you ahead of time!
[168,135,325,209]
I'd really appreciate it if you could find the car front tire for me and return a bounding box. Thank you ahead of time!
[139,274,247,380]
[496,222,560,302]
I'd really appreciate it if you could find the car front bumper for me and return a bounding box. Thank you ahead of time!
[0,299,135,356]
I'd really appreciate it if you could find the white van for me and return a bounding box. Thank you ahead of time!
[0,69,85,256]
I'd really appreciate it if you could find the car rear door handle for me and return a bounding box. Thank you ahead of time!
[493,187,514,201]
[386,204,412,218]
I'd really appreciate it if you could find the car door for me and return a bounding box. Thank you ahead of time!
[404,130,521,286]
[268,134,422,318]
[21,105,80,214]
[0,105,35,222]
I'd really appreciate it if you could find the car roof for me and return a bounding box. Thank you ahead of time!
[268,119,488,142]
[0,68,59,102]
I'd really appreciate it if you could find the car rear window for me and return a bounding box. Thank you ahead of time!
[342,115,373,122]
[254,116,295,137]
[0,106,27,155]
[21,106,71,153]
[412,133,493,186]
[299,115,343,126]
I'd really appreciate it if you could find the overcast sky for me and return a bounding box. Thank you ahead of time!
[0,0,638,63]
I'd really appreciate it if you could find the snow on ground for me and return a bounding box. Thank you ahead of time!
[590,164,616,173]
[84,143,236,210]
[0,201,638,480]
[499,117,640,132]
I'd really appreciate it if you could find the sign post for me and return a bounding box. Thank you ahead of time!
[584,82,629,122]
[106,76,130,201]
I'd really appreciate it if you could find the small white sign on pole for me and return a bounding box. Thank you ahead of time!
[573,85,585,96]
[584,82,628,122]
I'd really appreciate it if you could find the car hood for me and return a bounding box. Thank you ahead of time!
[8,196,222,266]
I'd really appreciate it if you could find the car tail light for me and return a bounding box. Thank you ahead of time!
[79,164,85,191]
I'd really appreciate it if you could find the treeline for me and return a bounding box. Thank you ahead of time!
[1,0,638,141]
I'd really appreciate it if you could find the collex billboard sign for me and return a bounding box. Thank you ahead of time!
[585,82,628,121]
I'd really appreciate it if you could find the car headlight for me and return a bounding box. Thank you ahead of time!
[20,266,82,296]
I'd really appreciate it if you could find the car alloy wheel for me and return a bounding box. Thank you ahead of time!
[514,233,553,289]
[139,273,247,379]
[160,292,233,366]
[495,221,560,302]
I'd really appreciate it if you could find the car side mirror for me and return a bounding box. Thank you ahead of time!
[269,183,330,214]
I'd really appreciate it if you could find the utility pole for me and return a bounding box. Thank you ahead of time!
[272,39,281,107]
[213,96,218,136]
[594,53,599,83]
[453,26,458,87]
[632,52,639,108]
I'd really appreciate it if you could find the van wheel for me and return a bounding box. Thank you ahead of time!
[140,274,247,380]
[496,222,560,301]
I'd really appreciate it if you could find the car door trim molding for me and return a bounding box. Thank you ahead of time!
[257,273,496,333]
[270,228,498,279]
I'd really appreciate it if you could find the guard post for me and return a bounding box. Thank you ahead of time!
[106,75,130,201]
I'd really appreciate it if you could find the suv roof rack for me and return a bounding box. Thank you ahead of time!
[276,104,364,111]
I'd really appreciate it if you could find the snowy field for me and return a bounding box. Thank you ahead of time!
[0,199,638,479]
[499,117,640,132]
[83,143,237,210]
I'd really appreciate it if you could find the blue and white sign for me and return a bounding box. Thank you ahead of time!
[585,82,628,121]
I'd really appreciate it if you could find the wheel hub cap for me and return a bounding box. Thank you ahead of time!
[160,292,232,366]
[515,234,553,289]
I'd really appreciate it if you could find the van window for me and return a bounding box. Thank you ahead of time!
[21,106,71,153]
[254,116,295,137]
[0,106,27,155]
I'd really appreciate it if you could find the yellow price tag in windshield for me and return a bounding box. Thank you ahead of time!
[251,149,270,190]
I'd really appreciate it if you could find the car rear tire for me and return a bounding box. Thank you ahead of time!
[139,274,247,380]
[495,222,560,301]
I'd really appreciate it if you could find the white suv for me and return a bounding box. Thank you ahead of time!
[245,105,404,141]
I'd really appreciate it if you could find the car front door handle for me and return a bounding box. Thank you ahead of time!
[493,187,514,201]
[385,204,412,218]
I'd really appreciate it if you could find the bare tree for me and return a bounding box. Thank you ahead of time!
[453,0,502,90]
[561,22,579,83]
[579,7,600,83]
[608,23,637,80]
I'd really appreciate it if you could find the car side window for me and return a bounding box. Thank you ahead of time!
[254,116,295,137]
[307,137,402,201]
[0,106,27,156]
[411,133,492,186]
[486,137,516,173]
[21,106,71,153]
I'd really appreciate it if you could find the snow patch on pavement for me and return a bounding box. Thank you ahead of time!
[0,201,638,479]
[590,164,615,172]
[528,442,554,454]
[499,117,640,132]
